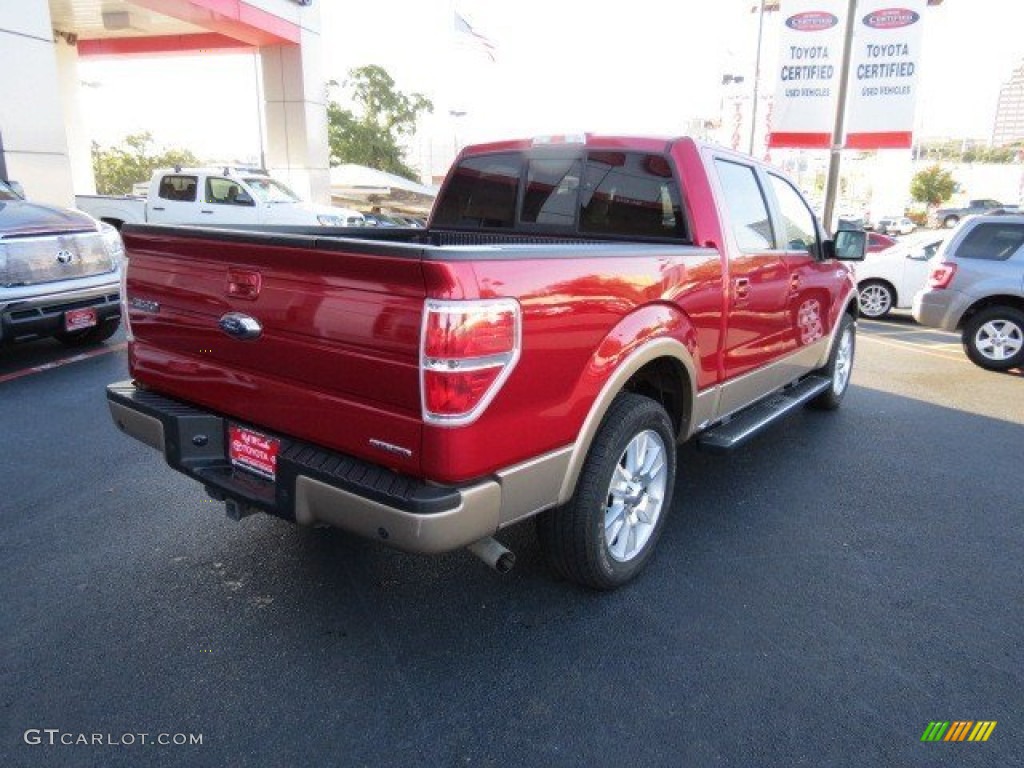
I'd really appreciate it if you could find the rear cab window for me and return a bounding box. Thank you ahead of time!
[432,148,688,241]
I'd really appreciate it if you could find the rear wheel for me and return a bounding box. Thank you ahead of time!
[962,306,1024,371]
[809,313,855,410]
[943,215,959,229]
[55,317,120,348]
[537,393,676,590]
[858,281,894,319]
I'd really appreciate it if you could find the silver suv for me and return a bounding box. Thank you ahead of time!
[913,213,1024,370]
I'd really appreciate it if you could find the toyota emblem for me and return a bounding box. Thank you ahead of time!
[56,249,75,265]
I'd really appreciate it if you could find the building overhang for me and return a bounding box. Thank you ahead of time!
[49,0,303,58]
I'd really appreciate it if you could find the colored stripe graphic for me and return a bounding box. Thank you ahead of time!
[921,720,996,742]
[969,722,997,742]
[945,721,972,741]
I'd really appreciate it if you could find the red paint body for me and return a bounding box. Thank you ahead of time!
[123,136,856,485]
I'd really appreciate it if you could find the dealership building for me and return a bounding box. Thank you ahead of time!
[0,0,328,206]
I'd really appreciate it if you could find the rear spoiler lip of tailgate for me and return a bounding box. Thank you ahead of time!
[106,381,503,553]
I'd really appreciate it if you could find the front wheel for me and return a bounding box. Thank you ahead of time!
[962,306,1024,371]
[809,313,855,410]
[858,281,894,319]
[537,393,676,590]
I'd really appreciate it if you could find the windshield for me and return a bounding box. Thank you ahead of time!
[0,180,21,201]
[243,177,301,204]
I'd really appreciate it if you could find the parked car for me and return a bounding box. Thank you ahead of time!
[876,215,916,236]
[107,134,865,590]
[1,178,123,348]
[76,167,364,230]
[913,213,1024,370]
[866,232,897,254]
[856,236,944,318]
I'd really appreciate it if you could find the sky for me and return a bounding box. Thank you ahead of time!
[77,0,1024,174]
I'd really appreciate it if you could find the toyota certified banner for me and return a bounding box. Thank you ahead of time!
[844,0,928,148]
[768,0,928,150]
[767,0,846,149]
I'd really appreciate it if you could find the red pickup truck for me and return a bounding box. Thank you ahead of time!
[107,135,865,589]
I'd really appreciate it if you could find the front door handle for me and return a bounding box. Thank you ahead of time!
[790,274,801,293]
[734,277,751,299]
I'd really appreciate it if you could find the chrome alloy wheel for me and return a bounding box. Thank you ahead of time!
[833,325,854,395]
[604,429,668,563]
[974,319,1024,361]
[858,284,892,318]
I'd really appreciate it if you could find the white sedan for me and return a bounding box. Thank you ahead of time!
[855,234,944,318]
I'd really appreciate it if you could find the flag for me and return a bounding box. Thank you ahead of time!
[454,11,496,61]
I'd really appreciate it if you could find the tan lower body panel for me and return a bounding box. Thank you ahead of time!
[294,475,503,554]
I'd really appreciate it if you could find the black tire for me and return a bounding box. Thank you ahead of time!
[809,313,855,410]
[537,393,676,590]
[943,215,959,229]
[54,317,120,348]
[962,306,1024,371]
[858,280,894,319]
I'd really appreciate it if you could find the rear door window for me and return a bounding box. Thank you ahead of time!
[714,159,774,250]
[956,223,1024,261]
[157,175,198,202]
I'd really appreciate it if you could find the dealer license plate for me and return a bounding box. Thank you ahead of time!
[228,424,280,481]
[64,307,97,332]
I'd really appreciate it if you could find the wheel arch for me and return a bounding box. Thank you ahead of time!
[958,294,1024,330]
[557,327,697,506]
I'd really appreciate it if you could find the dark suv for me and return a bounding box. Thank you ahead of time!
[913,214,1024,370]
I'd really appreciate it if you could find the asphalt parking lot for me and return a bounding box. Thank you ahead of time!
[2,318,1021,767]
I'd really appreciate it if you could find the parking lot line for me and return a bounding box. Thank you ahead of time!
[859,334,968,363]
[0,342,126,385]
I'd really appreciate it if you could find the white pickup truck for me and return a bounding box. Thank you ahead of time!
[76,167,364,230]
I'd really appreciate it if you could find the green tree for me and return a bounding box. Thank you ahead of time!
[910,164,956,207]
[91,132,200,195]
[327,65,433,180]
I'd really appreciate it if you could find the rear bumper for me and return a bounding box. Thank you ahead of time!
[912,288,963,331]
[106,381,502,554]
[1,283,121,343]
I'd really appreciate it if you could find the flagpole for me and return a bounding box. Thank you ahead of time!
[748,1,767,155]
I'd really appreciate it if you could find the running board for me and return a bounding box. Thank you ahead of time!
[696,376,831,453]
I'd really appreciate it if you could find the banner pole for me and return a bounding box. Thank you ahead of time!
[823,0,859,232]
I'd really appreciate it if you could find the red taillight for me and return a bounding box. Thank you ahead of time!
[421,299,521,425]
[928,261,957,289]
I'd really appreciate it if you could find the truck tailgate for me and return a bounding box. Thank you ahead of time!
[122,227,426,476]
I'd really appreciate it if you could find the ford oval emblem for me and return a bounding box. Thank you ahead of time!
[863,8,920,29]
[786,11,839,31]
[218,312,262,340]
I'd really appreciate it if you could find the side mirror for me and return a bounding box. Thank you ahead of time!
[825,229,866,261]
